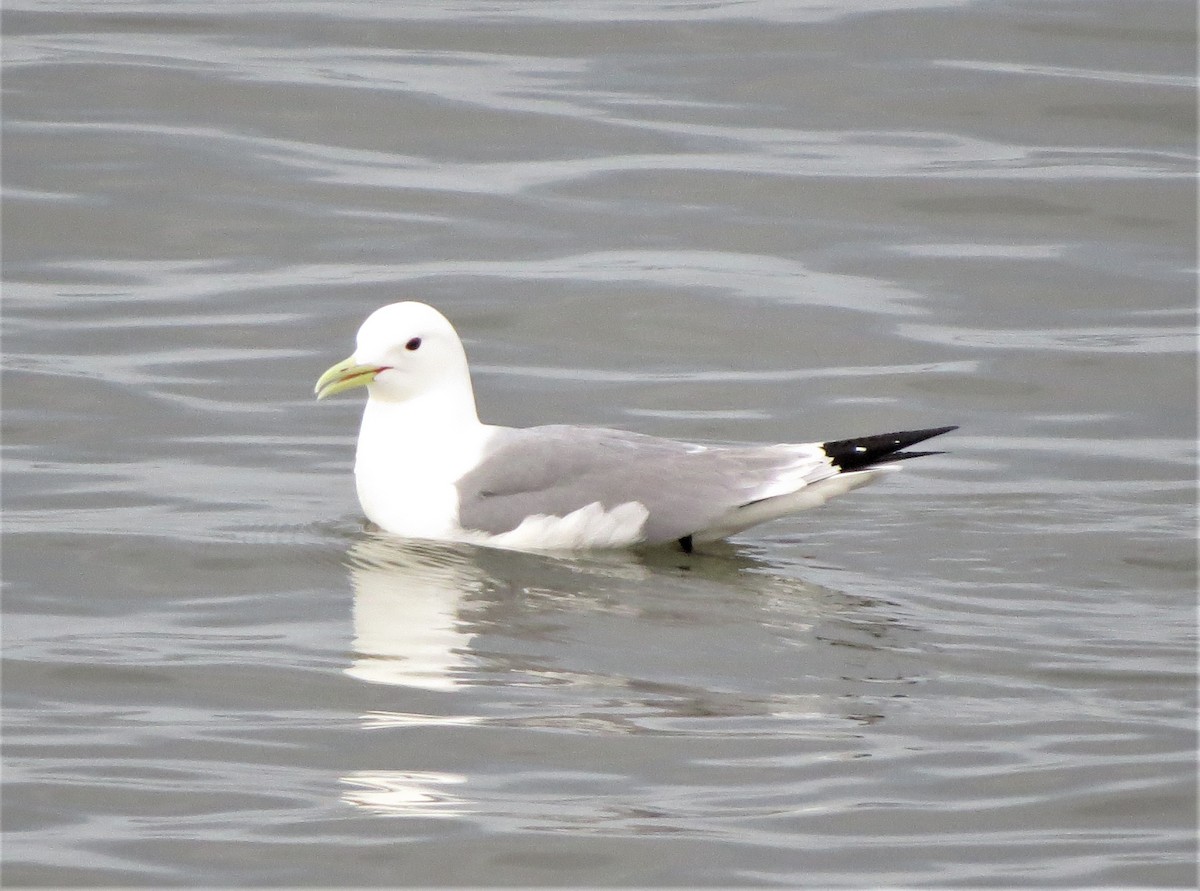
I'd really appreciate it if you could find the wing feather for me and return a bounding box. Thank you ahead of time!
[454,426,835,544]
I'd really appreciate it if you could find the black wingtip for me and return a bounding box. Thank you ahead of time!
[821,425,958,472]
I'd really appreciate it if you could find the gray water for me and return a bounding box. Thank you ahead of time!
[2,1,1196,886]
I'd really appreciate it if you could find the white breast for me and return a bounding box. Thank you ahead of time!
[353,398,493,540]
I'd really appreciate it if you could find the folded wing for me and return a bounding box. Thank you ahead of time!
[454,424,956,547]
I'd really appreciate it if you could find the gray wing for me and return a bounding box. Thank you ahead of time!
[454,425,831,544]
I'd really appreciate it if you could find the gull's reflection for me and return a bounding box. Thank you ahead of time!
[342,532,673,691]
[338,534,919,822]
[342,531,909,700]
[344,535,487,691]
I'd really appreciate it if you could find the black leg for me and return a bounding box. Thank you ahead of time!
[678,534,693,554]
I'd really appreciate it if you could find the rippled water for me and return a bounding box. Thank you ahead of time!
[3,1,1196,886]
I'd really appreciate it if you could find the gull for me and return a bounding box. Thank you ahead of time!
[315,302,955,552]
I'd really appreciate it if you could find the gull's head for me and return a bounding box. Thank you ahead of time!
[315,302,473,404]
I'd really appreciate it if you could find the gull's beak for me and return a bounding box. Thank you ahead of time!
[314,356,387,400]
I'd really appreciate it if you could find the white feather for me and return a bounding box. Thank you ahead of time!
[482,501,651,551]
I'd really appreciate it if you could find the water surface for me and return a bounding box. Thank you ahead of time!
[3,0,1196,886]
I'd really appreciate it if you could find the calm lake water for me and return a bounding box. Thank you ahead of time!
[3,0,1196,886]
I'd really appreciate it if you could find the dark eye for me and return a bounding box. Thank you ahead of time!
[405,337,422,351]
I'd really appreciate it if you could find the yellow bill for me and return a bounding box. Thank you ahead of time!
[314,356,385,400]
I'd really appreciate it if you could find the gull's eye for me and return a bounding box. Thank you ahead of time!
[405,337,422,351]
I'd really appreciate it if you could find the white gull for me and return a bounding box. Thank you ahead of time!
[315,301,955,552]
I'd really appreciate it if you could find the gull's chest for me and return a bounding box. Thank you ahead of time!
[352,409,492,539]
